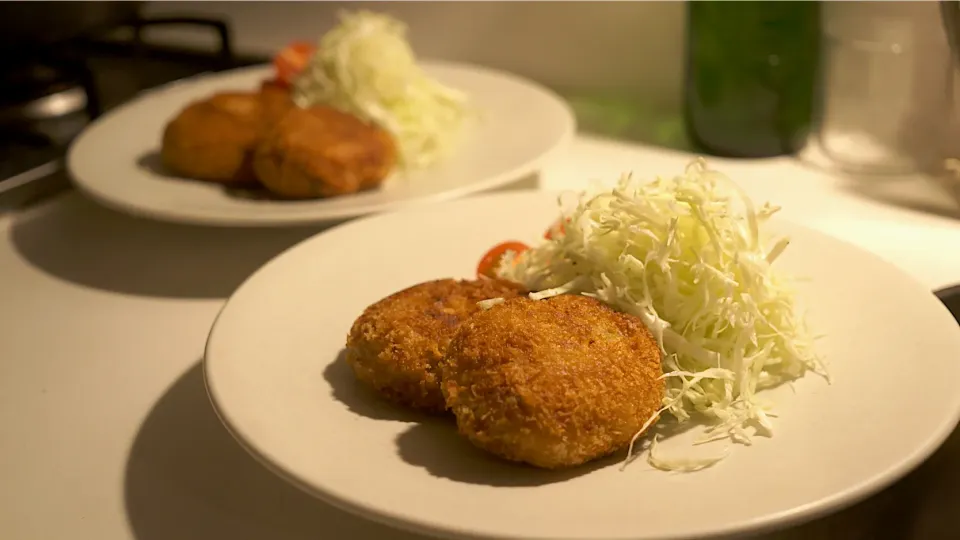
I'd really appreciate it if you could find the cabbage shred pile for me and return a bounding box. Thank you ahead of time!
[497,159,826,468]
[293,10,468,168]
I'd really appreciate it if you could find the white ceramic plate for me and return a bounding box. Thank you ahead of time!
[67,63,574,226]
[204,191,960,540]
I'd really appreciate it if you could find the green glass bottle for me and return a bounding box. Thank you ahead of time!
[684,1,821,158]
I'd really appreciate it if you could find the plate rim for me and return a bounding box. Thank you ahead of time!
[67,61,577,228]
[203,189,960,539]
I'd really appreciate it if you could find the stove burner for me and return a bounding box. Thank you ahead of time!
[0,86,88,124]
[1,61,75,104]
[0,48,100,126]
[1,13,234,128]
[0,11,256,210]
[0,128,64,184]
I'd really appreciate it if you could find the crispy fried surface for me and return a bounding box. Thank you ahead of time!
[345,279,525,412]
[258,79,294,129]
[441,295,664,469]
[161,91,263,184]
[253,105,397,199]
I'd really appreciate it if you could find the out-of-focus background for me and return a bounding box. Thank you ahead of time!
[147,1,688,100]
[5,3,960,540]
[5,0,959,206]
[144,1,690,148]
[142,1,952,157]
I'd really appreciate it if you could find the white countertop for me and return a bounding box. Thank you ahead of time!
[2,135,959,540]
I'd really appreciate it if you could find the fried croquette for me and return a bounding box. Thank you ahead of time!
[345,278,526,412]
[161,92,263,184]
[441,294,664,469]
[253,105,397,199]
[258,79,294,128]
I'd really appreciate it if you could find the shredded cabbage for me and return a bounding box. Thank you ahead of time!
[497,159,827,470]
[293,10,469,168]
[477,297,506,310]
[648,435,729,472]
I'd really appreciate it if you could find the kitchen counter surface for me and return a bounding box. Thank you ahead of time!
[2,134,960,540]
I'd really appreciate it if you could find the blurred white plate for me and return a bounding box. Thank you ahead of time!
[68,63,574,226]
[204,191,960,539]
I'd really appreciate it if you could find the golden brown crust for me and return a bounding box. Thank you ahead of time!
[258,79,293,123]
[253,105,397,199]
[441,294,664,469]
[345,278,526,412]
[160,92,263,184]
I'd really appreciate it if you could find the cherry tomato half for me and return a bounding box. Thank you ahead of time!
[544,217,571,240]
[273,41,317,86]
[476,241,530,279]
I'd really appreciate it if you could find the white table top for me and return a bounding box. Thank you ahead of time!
[2,135,959,540]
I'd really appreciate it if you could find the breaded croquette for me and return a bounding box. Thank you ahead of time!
[258,79,294,129]
[253,105,397,199]
[441,294,664,469]
[345,278,525,412]
[160,91,263,184]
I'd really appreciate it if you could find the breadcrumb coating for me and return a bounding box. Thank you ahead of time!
[441,294,664,469]
[346,278,525,412]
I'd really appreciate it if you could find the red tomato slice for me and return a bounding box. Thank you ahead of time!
[273,41,316,86]
[476,241,529,279]
[544,217,571,240]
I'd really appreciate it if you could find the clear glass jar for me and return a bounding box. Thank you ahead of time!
[807,3,952,175]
